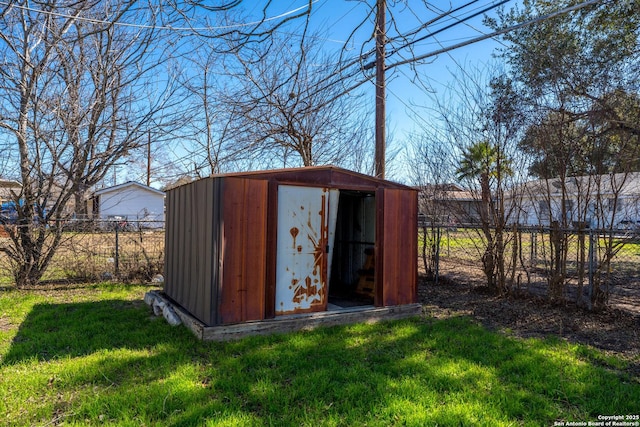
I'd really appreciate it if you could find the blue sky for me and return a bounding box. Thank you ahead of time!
[140,1,514,186]
[248,0,512,178]
[298,2,504,125]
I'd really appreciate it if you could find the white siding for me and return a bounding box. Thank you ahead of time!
[98,185,164,227]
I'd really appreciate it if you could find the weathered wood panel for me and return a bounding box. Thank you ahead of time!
[378,188,418,306]
[202,304,422,341]
[152,290,421,341]
[217,178,269,325]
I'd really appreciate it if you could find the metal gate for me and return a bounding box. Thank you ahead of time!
[275,185,339,315]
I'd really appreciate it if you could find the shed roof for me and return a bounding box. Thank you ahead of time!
[94,181,165,197]
[187,166,415,192]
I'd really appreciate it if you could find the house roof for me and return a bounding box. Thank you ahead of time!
[417,183,477,202]
[0,179,22,189]
[174,166,416,192]
[94,181,165,197]
[0,179,21,200]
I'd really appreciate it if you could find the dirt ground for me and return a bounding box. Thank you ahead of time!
[419,274,640,378]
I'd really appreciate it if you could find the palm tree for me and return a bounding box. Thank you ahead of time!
[456,141,513,293]
[456,140,499,179]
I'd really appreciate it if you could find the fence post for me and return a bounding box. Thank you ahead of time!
[446,226,450,257]
[587,229,595,311]
[531,230,537,267]
[115,222,120,278]
[435,226,441,285]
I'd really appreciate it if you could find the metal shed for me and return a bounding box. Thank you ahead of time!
[163,166,418,330]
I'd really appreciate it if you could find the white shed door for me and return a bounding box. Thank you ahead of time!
[275,185,339,315]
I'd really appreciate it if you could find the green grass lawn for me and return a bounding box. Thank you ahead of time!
[1,283,638,426]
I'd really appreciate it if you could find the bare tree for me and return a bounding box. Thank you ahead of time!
[417,67,528,294]
[217,33,374,169]
[406,131,456,280]
[0,1,178,286]
[172,41,248,177]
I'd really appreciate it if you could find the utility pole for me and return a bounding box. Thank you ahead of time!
[374,0,386,179]
[146,131,151,187]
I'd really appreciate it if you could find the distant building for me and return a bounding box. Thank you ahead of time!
[0,179,21,205]
[0,179,22,225]
[91,181,165,228]
[417,183,482,225]
[510,172,640,228]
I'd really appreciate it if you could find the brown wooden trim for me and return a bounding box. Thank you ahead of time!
[203,304,422,341]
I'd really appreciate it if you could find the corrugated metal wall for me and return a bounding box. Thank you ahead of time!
[165,177,269,326]
[164,178,222,325]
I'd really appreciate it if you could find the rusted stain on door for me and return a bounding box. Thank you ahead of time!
[275,186,338,315]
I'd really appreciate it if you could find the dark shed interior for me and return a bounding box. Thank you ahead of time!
[164,166,417,327]
[329,190,377,307]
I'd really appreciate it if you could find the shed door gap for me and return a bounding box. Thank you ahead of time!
[328,190,376,309]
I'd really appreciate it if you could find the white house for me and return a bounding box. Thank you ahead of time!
[92,181,165,228]
[0,179,21,205]
[511,172,640,229]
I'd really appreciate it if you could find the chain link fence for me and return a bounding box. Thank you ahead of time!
[419,224,640,310]
[2,218,638,311]
[0,219,164,285]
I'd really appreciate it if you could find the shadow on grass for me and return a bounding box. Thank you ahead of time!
[156,317,639,426]
[2,299,639,426]
[1,298,193,365]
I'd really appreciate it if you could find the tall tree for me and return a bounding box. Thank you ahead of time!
[219,33,374,169]
[0,1,177,286]
[173,43,242,177]
[489,0,640,175]
[491,0,640,308]
[411,64,524,294]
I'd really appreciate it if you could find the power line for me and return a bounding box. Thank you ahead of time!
[365,0,511,69]
[391,0,510,56]
[160,0,610,172]
[363,1,486,70]
[387,0,606,70]
[0,0,319,32]
[270,0,361,46]
[388,0,482,49]
[425,1,510,50]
